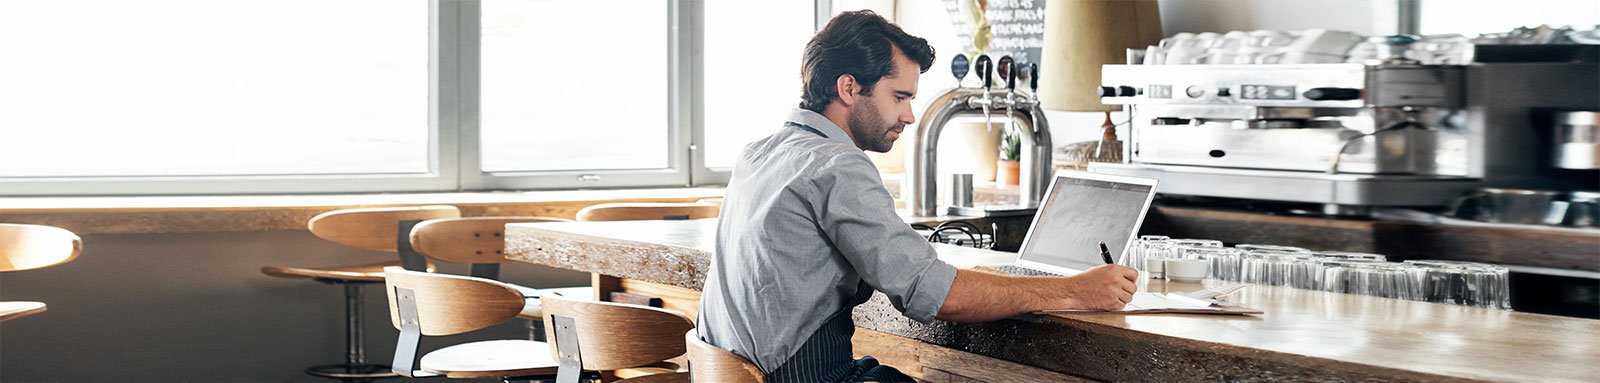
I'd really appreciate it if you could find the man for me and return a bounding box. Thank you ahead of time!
[696,10,1138,382]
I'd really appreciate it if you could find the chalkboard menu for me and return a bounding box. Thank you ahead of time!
[943,0,1048,66]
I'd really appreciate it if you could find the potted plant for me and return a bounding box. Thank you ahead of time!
[996,126,1021,186]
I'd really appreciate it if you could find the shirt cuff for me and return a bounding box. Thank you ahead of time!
[903,261,958,324]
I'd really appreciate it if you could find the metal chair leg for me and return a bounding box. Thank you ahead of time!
[305,283,398,380]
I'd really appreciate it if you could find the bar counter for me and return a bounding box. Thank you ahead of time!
[504,219,1600,382]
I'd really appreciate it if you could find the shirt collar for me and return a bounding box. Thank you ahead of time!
[787,108,857,147]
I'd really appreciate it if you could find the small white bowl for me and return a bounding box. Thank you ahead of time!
[1164,258,1209,282]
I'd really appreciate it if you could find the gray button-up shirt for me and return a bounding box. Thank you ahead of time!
[696,108,958,379]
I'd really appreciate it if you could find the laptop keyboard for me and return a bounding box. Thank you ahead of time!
[994,265,1066,277]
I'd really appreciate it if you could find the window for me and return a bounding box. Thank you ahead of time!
[700,0,818,170]
[0,0,820,195]
[0,0,430,185]
[1419,0,1600,36]
[479,0,670,173]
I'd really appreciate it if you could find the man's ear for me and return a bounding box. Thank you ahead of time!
[835,74,860,107]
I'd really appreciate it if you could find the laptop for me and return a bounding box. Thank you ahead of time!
[993,170,1159,277]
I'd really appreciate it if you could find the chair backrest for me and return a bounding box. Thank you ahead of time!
[308,206,461,251]
[382,267,524,336]
[0,224,82,273]
[685,330,763,382]
[575,202,719,222]
[540,293,694,371]
[694,198,724,208]
[409,216,570,264]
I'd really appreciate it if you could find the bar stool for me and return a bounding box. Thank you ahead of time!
[261,205,459,380]
[684,330,763,382]
[575,202,719,222]
[0,224,81,324]
[407,216,593,337]
[382,267,575,381]
[540,293,694,383]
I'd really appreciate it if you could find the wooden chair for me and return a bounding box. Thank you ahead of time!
[694,198,724,208]
[383,267,573,381]
[575,202,719,222]
[261,205,459,380]
[408,216,593,337]
[684,330,763,382]
[540,293,695,383]
[0,224,81,324]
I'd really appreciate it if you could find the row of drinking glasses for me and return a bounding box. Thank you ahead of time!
[1126,236,1511,309]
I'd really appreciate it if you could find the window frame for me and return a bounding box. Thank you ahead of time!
[0,0,825,196]
[689,0,831,185]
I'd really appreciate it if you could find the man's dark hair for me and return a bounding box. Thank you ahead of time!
[799,10,936,113]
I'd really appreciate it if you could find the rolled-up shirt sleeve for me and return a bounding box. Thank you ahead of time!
[808,152,957,323]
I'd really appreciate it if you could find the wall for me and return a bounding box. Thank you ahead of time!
[0,231,587,382]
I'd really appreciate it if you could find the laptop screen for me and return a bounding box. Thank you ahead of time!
[1017,172,1156,272]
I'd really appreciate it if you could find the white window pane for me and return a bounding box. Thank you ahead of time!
[703,0,815,169]
[1420,0,1600,35]
[480,0,670,172]
[0,0,429,177]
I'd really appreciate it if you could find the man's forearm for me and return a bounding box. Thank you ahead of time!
[934,268,1051,322]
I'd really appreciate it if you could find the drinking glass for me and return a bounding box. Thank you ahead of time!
[1235,244,1311,254]
[1123,235,1170,270]
[1323,262,1418,300]
[1182,247,1243,281]
[1312,251,1386,262]
[1241,251,1309,286]
[1293,257,1384,290]
[1403,260,1512,310]
[1166,239,1223,256]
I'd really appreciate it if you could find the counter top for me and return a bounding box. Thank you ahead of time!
[504,218,1600,382]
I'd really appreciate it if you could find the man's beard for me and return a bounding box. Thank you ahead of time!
[846,103,900,153]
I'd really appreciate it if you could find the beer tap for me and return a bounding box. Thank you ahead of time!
[998,56,1016,136]
[973,54,994,127]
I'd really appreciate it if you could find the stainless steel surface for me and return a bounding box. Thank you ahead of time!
[1094,44,1599,209]
[1450,188,1563,225]
[1089,162,1477,206]
[950,173,974,208]
[1555,190,1600,227]
[907,87,1052,217]
[944,204,1038,218]
[1554,111,1600,169]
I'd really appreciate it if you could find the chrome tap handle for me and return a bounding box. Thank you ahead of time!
[975,55,993,91]
[1028,63,1039,92]
[998,55,1015,92]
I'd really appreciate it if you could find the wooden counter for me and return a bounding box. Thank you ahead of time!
[505,219,1600,382]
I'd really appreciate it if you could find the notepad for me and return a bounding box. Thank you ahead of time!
[1038,292,1265,315]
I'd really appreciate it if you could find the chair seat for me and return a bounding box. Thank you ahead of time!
[514,286,594,320]
[0,301,47,323]
[261,260,435,282]
[614,371,689,383]
[420,339,559,379]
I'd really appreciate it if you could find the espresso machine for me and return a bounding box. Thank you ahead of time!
[1090,34,1600,215]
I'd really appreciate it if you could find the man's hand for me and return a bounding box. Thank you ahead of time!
[1047,264,1138,311]
[938,264,1141,322]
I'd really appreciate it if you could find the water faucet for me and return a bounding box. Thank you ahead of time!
[905,59,1052,217]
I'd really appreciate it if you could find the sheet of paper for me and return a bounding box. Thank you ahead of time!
[1041,292,1221,313]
